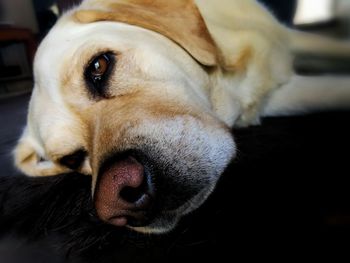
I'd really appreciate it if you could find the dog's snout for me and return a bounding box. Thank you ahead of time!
[95,155,155,227]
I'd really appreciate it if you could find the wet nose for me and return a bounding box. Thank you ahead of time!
[94,155,154,227]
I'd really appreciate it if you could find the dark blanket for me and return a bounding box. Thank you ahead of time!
[0,110,349,262]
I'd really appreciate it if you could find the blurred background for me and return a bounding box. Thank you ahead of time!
[0,1,350,261]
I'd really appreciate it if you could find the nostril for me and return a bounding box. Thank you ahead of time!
[120,185,147,204]
[119,173,154,209]
[59,149,86,170]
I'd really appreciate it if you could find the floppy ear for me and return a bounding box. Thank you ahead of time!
[14,128,70,177]
[74,0,218,66]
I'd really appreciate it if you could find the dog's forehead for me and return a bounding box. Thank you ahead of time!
[35,18,138,78]
[31,11,211,111]
[33,16,153,101]
[34,15,185,88]
[33,16,205,91]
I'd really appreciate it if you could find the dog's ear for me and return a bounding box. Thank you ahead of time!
[74,0,218,66]
[13,128,70,177]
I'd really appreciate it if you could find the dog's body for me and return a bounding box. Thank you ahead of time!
[13,0,350,233]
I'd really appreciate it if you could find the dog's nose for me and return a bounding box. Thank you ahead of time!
[94,155,154,227]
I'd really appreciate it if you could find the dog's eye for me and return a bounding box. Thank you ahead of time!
[90,55,109,80]
[85,53,114,97]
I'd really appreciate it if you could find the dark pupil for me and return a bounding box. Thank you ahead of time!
[85,53,113,97]
[90,55,109,82]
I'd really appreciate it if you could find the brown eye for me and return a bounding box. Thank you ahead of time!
[85,52,115,97]
[89,54,110,81]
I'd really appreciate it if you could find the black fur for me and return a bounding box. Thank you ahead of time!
[1,111,350,262]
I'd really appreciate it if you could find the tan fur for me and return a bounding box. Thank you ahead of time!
[86,92,217,183]
[229,47,252,73]
[75,0,218,66]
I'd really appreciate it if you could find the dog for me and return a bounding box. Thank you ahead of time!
[13,0,350,234]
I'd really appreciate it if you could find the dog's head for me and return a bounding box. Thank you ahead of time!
[14,0,235,233]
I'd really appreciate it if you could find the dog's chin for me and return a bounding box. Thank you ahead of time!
[129,186,216,234]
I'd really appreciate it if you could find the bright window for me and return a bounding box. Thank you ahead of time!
[294,0,335,25]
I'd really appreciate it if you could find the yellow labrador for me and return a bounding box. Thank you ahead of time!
[14,0,350,233]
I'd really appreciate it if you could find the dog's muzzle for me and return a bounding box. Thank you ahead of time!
[91,115,236,232]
